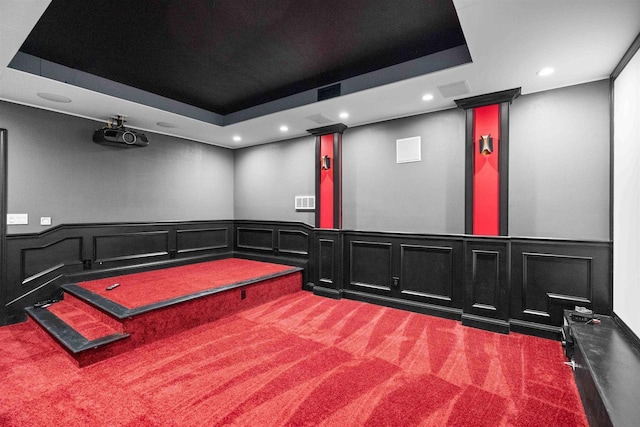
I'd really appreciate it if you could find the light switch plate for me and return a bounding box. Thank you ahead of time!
[7,213,28,225]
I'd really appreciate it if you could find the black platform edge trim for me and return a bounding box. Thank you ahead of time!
[64,268,302,319]
[462,313,510,334]
[312,286,342,300]
[342,289,462,321]
[509,318,562,341]
[62,284,131,319]
[25,306,129,354]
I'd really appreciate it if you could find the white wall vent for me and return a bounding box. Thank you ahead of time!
[295,196,316,211]
[396,136,421,164]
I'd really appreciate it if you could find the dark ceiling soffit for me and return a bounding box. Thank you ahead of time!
[307,123,348,136]
[454,87,522,110]
[9,52,224,126]
[225,45,472,125]
[10,45,471,127]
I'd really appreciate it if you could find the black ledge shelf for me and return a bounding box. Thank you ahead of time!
[62,267,303,319]
[566,311,640,427]
[25,306,129,354]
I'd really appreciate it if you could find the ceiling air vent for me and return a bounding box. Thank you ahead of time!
[317,83,341,101]
[305,114,333,125]
[437,80,470,98]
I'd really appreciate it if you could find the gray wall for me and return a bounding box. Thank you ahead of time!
[342,109,466,233]
[3,79,611,239]
[2,101,234,234]
[234,80,610,239]
[234,136,315,224]
[509,80,610,240]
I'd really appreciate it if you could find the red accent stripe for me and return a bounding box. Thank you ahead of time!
[473,104,500,236]
[319,134,334,228]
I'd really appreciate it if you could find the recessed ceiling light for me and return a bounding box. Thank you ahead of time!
[156,121,178,128]
[233,135,242,142]
[279,125,289,132]
[36,92,72,103]
[339,112,349,119]
[537,67,555,77]
[422,93,434,101]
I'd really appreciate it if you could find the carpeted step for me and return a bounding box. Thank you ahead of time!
[26,259,303,367]
[25,300,129,366]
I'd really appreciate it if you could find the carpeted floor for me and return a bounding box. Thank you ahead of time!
[0,291,587,426]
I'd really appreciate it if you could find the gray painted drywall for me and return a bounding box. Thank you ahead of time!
[233,136,315,224]
[234,80,610,238]
[2,101,234,234]
[509,80,610,240]
[342,109,466,233]
[3,79,610,238]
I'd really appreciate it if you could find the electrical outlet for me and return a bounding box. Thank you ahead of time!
[392,277,400,288]
[40,217,52,226]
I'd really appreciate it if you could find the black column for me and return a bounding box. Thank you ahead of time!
[0,129,8,325]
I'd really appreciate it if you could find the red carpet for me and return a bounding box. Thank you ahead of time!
[77,258,296,309]
[0,291,587,426]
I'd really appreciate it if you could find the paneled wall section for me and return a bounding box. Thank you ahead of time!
[3,220,610,339]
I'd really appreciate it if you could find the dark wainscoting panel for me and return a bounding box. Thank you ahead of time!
[2,221,234,324]
[334,232,609,338]
[462,239,510,333]
[314,229,342,298]
[510,239,611,329]
[94,231,170,267]
[236,227,274,252]
[278,229,309,256]
[176,227,229,255]
[349,240,393,291]
[22,237,83,283]
[233,221,314,286]
[318,239,335,286]
[3,220,612,338]
[400,244,454,302]
[340,232,464,320]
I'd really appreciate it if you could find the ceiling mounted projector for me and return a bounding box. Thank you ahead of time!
[93,115,149,148]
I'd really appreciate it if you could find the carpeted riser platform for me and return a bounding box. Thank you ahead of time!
[63,293,124,333]
[74,272,302,366]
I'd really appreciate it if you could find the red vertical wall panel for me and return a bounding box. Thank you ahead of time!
[473,104,500,236]
[319,134,334,228]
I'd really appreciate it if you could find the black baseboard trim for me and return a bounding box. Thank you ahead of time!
[312,286,342,299]
[342,289,462,321]
[462,313,510,334]
[509,318,562,340]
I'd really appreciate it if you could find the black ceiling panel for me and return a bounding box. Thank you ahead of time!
[19,0,467,115]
